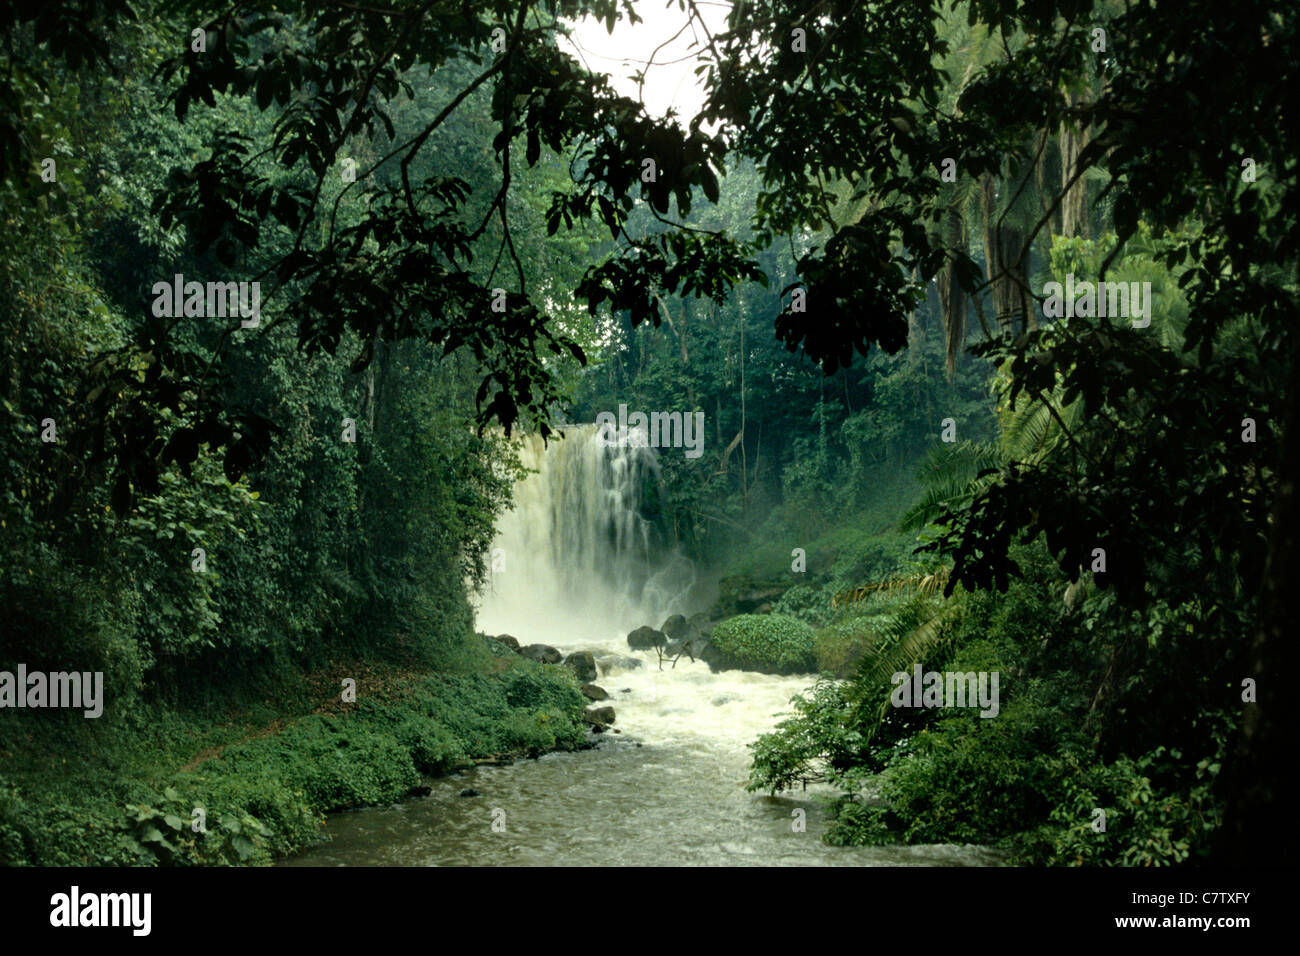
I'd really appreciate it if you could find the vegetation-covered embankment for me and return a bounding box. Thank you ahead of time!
[0,642,587,866]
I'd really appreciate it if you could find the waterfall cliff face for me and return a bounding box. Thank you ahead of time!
[474,425,696,648]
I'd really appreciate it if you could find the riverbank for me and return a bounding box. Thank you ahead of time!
[284,631,1006,866]
[0,641,588,866]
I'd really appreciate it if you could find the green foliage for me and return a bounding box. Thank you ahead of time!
[503,667,586,713]
[0,781,33,865]
[748,547,1236,865]
[711,614,816,674]
[772,585,834,627]
[121,458,263,659]
[825,661,1085,847]
[1020,747,1224,867]
[747,680,864,794]
[125,787,274,866]
[235,719,423,814]
[900,441,1002,532]
[2,0,1292,868]
[811,616,876,678]
[0,659,586,866]
[0,536,147,694]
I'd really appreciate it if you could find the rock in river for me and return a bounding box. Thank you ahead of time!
[520,643,562,664]
[563,650,598,682]
[580,682,609,701]
[596,653,643,675]
[627,625,666,650]
[583,705,616,727]
[661,614,693,642]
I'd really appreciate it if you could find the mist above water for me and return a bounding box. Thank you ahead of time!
[475,425,698,649]
[286,425,998,866]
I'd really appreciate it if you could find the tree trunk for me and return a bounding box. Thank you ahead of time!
[937,205,967,379]
[1215,330,1300,865]
[980,172,1029,334]
[1059,89,1091,240]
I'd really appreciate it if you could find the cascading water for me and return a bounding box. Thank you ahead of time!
[284,426,1000,865]
[474,426,697,647]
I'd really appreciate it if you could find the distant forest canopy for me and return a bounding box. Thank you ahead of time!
[0,0,1295,864]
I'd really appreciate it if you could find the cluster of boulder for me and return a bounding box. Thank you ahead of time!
[626,612,721,668]
[479,633,618,731]
[478,610,729,732]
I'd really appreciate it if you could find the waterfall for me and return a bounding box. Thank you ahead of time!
[475,425,696,648]
[298,439,1003,867]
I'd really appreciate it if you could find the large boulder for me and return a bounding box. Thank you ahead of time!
[661,614,693,642]
[481,633,519,655]
[664,636,709,663]
[596,654,643,676]
[580,683,609,701]
[627,625,667,650]
[684,615,720,664]
[660,616,706,665]
[688,613,716,640]
[519,643,562,664]
[696,640,724,670]
[563,650,598,682]
[583,705,616,727]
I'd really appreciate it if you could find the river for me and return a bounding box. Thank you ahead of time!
[284,427,1001,866]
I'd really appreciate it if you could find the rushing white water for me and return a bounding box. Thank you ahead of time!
[475,426,697,648]
[472,425,818,752]
[285,426,1000,865]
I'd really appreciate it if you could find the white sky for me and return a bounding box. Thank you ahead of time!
[559,1,732,125]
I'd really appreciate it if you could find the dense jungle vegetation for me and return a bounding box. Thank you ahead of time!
[0,0,1294,866]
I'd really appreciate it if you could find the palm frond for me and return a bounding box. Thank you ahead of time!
[899,440,1002,531]
[851,602,964,741]
[831,567,951,607]
[1000,381,1086,464]
[854,602,960,692]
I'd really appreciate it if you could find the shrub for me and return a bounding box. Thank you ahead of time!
[503,665,586,713]
[1014,746,1224,867]
[747,680,865,794]
[0,781,34,865]
[772,584,835,627]
[711,614,817,674]
[812,615,879,677]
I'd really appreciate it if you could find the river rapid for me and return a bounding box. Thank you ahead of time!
[284,428,1000,866]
